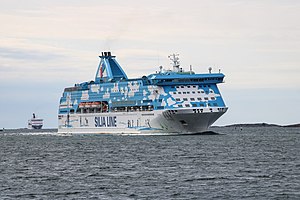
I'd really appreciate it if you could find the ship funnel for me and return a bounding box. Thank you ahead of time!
[101,51,112,57]
[95,52,128,83]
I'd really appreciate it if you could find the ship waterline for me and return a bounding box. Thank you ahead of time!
[58,52,227,135]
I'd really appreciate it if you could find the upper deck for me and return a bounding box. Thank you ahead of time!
[146,72,224,86]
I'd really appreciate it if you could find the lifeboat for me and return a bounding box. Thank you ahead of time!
[78,102,86,108]
[91,101,101,108]
[84,102,92,107]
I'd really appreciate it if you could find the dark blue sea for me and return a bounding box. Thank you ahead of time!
[0,127,299,199]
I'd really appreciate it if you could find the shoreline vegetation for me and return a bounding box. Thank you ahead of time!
[1,123,300,132]
[213,123,300,128]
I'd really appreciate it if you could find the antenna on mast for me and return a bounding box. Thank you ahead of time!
[168,53,180,72]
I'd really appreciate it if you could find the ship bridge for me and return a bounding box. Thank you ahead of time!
[147,73,225,86]
[95,52,128,83]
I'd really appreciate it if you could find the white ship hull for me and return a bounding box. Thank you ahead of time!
[58,107,227,135]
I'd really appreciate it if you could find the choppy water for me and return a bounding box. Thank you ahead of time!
[0,127,299,199]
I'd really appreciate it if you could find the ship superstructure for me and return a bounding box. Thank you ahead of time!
[58,52,227,134]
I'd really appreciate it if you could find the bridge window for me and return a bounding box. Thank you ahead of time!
[183,98,188,101]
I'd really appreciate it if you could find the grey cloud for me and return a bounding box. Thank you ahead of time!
[0,47,65,61]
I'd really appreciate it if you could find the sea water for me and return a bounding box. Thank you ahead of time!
[0,127,299,199]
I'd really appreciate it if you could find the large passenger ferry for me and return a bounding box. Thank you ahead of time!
[58,52,227,134]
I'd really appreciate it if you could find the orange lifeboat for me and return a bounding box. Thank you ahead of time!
[84,102,92,107]
[79,102,86,108]
[91,101,101,108]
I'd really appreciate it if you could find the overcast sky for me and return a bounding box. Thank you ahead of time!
[0,0,299,128]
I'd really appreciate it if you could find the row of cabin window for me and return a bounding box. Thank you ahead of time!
[74,106,155,113]
[173,90,214,95]
[75,108,108,114]
[178,102,218,108]
[142,99,162,103]
[112,105,154,112]
[111,99,161,106]
[175,97,216,101]
[172,85,212,89]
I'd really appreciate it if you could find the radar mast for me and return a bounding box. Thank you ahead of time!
[168,53,180,72]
